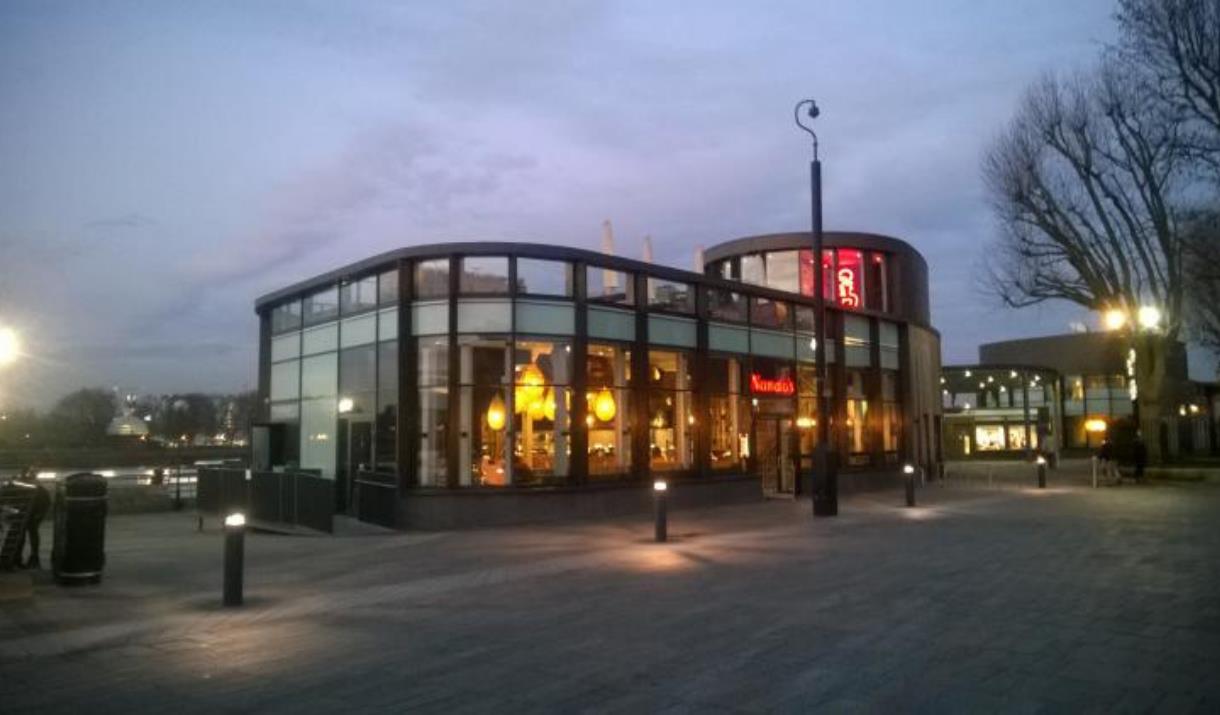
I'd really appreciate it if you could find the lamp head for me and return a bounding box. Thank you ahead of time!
[806,101,820,119]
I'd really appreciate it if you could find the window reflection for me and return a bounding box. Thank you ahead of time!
[415,258,449,298]
[460,256,510,294]
[587,266,634,305]
[647,278,694,313]
[516,258,572,296]
[707,357,745,470]
[649,350,692,471]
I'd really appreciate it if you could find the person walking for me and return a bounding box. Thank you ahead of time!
[17,468,51,569]
[1098,438,1119,485]
[1133,432,1149,485]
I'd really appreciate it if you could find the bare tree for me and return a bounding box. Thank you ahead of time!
[983,63,1188,456]
[1183,210,1220,364]
[1116,0,1220,173]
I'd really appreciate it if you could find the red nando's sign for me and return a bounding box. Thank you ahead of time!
[749,372,795,396]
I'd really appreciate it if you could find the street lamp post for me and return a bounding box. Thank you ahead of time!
[796,99,837,517]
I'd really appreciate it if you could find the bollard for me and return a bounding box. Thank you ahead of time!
[223,512,246,606]
[903,464,916,507]
[1036,455,1047,489]
[653,480,668,543]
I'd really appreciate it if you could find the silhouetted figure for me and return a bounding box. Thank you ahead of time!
[1133,433,1148,485]
[1097,438,1119,484]
[17,468,51,569]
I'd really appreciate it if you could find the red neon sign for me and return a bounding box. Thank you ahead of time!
[836,249,862,308]
[750,372,796,396]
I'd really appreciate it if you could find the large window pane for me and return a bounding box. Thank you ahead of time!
[708,357,744,471]
[649,350,692,471]
[845,369,870,462]
[301,353,337,399]
[304,287,339,326]
[751,298,792,329]
[647,278,694,313]
[516,258,572,296]
[378,268,399,305]
[765,251,800,293]
[415,258,449,298]
[418,386,448,486]
[587,343,631,477]
[340,276,377,315]
[513,340,571,483]
[587,266,634,305]
[741,254,764,286]
[707,288,747,323]
[339,345,376,417]
[460,256,510,294]
[271,300,302,333]
[300,398,336,478]
[417,336,448,386]
[458,336,512,486]
[376,340,398,471]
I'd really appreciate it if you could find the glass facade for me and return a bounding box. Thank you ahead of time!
[259,243,923,510]
[708,247,890,312]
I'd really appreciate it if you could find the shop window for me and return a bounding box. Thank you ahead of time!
[512,340,572,483]
[376,341,398,471]
[707,288,747,323]
[845,370,870,459]
[516,258,572,297]
[648,350,692,471]
[751,298,792,330]
[415,258,450,299]
[1007,425,1035,451]
[881,371,900,453]
[647,278,694,313]
[587,343,631,478]
[795,306,816,333]
[457,336,512,486]
[340,276,377,315]
[460,256,510,294]
[304,287,339,326]
[417,386,448,486]
[741,254,764,286]
[707,357,745,471]
[586,266,634,305]
[974,425,1005,451]
[271,300,303,334]
[378,269,399,305]
[843,315,872,367]
[834,249,864,309]
[765,251,800,293]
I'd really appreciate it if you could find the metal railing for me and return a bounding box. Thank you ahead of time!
[197,468,334,533]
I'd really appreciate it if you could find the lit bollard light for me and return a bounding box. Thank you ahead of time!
[1036,455,1047,489]
[653,480,668,543]
[903,464,916,507]
[223,512,246,607]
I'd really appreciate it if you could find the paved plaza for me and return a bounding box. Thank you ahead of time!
[2,463,1220,713]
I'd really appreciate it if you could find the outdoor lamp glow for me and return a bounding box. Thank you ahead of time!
[1137,305,1161,330]
[1103,309,1128,331]
[224,512,246,528]
[1036,455,1048,466]
[0,326,19,367]
[1084,418,1108,433]
[337,397,354,414]
[653,480,668,492]
[903,464,915,475]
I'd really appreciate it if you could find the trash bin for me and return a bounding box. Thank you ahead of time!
[51,472,108,585]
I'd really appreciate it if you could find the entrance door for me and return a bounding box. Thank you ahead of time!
[756,417,795,497]
[338,420,373,515]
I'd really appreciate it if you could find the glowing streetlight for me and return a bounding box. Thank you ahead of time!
[0,326,19,367]
[1102,309,1128,331]
[1137,305,1161,330]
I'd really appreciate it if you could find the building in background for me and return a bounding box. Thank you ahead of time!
[253,233,942,529]
[942,332,1218,460]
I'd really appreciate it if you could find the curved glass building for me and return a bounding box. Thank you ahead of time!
[254,232,942,528]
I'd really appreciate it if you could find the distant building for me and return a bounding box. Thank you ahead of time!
[942,332,1218,460]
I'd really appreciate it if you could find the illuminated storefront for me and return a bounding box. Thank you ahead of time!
[255,233,942,528]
